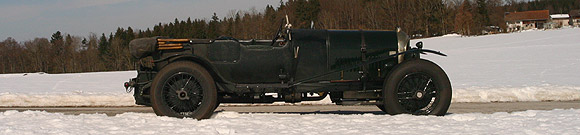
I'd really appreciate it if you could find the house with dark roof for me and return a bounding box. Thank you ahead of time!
[505,10,550,32]
[570,10,580,27]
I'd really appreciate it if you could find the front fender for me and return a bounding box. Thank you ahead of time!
[394,48,447,58]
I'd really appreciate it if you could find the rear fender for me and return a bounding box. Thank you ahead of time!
[161,55,232,86]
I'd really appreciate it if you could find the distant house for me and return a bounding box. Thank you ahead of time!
[548,14,570,28]
[505,10,550,32]
[570,10,580,27]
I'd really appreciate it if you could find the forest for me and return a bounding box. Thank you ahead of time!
[1,0,579,74]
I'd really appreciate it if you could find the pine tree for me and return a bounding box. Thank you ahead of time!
[294,0,321,28]
[98,33,109,59]
[50,31,65,73]
[208,13,221,39]
[476,0,491,30]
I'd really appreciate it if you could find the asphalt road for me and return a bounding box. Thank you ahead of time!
[1,101,579,116]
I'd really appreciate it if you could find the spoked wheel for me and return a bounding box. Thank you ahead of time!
[163,72,204,116]
[150,61,217,119]
[383,59,451,116]
[396,73,437,114]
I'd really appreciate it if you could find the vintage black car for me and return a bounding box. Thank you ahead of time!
[125,21,451,119]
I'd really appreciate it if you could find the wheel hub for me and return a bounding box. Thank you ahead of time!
[415,91,425,99]
[176,88,190,100]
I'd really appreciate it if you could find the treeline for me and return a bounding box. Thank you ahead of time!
[0,31,134,74]
[1,0,579,74]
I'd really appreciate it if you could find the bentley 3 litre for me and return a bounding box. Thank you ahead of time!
[125,20,451,119]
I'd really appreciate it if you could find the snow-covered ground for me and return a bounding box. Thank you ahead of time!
[1,109,579,134]
[421,28,580,102]
[0,71,137,106]
[1,28,579,106]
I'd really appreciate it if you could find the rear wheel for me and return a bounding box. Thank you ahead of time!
[150,61,217,119]
[383,59,451,116]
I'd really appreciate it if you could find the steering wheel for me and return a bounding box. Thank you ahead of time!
[270,18,286,46]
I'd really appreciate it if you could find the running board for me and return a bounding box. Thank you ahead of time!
[338,100,382,105]
[235,83,291,89]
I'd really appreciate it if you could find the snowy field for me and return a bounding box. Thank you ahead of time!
[0,71,137,106]
[1,109,579,134]
[421,28,580,102]
[1,28,579,107]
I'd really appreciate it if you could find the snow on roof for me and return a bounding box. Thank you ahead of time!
[550,14,570,19]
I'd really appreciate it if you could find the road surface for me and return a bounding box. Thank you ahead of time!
[1,101,579,116]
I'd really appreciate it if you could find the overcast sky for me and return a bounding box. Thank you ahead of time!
[0,0,282,41]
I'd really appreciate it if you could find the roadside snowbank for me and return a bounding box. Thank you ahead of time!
[0,92,135,107]
[1,109,579,134]
[453,85,580,102]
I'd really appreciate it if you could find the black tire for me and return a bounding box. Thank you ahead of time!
[214,101,221,110]
[383,59,451,116]
[376,105,387,113]
[150,61,217,119]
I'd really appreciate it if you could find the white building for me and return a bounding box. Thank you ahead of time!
[549,14,570,28]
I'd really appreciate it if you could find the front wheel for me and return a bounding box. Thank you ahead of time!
[150,61,217,119]
[383,59,452,116]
